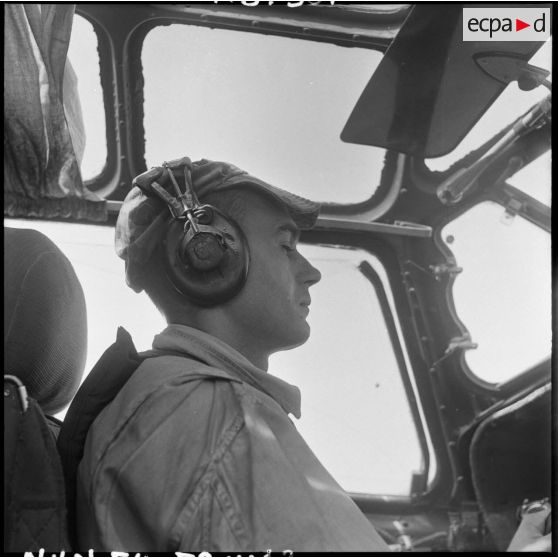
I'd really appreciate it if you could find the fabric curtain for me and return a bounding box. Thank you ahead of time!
[4,4,106,221]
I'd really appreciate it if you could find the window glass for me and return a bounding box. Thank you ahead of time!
[441,202,551,383]
[5,220,429,497]
[68,15,107,180]
[142,25,385,204]
[507,150,551,207]
[271,245,427,495]
[427,39,552,172]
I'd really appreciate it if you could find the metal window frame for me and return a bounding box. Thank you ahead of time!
[73,11,118,195]
[74,3,409,210]
[432,191,551,396]
[302,226,455,512]
[357,259,431,498]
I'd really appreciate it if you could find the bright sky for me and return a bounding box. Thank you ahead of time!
[141,23,386,204]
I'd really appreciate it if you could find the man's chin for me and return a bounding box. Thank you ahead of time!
[276,323,311,352]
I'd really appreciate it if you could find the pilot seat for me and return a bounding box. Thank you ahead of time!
[4,227,87,553]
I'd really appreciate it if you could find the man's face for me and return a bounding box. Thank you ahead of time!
[224,191,321,359]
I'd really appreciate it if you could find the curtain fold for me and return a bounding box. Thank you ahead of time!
[4,4,106,221]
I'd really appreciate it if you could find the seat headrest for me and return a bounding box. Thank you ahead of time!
[4,227,87,414]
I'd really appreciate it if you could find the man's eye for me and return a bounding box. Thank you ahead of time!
[281,244,294,253]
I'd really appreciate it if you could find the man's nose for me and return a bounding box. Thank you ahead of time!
[299,254,321,287]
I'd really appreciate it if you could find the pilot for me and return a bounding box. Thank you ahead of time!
[76,157,390,552]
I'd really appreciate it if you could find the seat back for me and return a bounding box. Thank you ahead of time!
[4,227,87,552]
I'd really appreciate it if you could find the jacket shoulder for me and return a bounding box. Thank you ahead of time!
[127,353,241,394]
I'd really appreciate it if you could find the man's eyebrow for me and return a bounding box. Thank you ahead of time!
[275,223,301,242]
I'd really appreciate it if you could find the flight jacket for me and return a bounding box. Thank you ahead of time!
[76,324,389,552]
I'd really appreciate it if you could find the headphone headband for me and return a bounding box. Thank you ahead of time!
[135,158,250,306]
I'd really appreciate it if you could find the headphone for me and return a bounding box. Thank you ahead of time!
[134,158,250,306]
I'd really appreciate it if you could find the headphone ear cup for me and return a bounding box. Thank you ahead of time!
[163,209,249,306]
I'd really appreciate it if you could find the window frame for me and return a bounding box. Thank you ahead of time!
[73,10,118,195]
[76,3,408,212]
[405,99,552,220]
[357,259,431,497]
[421,37,552,174]
[129,18,392,211]
[432,182,551,396]
[302,227,452,512]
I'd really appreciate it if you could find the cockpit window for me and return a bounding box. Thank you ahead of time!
[142,24,386,204]
[441,201,551,384]
[426,39,552,172]
[67,15,107,181]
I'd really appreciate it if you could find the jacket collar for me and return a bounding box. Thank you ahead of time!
[152,324,302,418]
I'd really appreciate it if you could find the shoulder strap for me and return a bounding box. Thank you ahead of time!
[57,327,147,546]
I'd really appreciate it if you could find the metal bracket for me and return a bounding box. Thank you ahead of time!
[429,262,463,280]
[430,333,477,372]
[501,198,524,225]
[404,259,462,282]
[151,181,185,219]
[445,333,478,355]
[475,53,551,92]
[4,375,29,413]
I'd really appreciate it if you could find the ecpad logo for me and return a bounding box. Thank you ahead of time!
[463,8,550,41]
